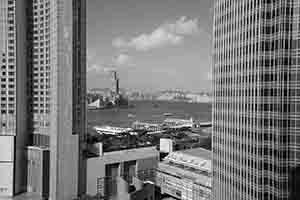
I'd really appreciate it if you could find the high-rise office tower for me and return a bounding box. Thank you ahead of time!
[29,1,87,199]
[0,0,87,199]
[213,0,299,200]
[0,0,29,196]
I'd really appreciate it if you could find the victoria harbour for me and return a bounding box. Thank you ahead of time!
[87,100,212,128]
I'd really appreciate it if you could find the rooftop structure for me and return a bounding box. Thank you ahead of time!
[86,146,159,198]
[87,125,211,154]
[156,148,212,200]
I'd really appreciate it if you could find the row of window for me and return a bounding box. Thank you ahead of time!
[0,110,14,114]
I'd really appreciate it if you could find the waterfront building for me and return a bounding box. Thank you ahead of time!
[132,121,163,132]
[0,0,87,199]
[213,0,300,200]
[86,145,158,199]
[163,118,195,128]
[156,148,212,200]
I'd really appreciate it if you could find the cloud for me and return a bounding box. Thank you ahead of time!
[87,49,101,72]
[113,28,183,51]
[114,54,131,66]
[112,16,201,51]
[112,38,128,49]
[103,67,117,72]
[165,16,200,36]
[87,48,116,74]
[87,64,118,76]
[87,64,104,73]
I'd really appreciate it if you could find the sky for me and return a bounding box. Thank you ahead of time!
[87,0,213,92]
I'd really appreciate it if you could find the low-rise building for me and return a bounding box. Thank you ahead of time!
[159,137,207,155]
[156,148,211,200]
[86,145,159,199]
[163,118,195,128]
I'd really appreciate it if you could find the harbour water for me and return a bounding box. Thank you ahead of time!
[87,100,212,128]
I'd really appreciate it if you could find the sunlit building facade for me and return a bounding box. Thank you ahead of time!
[213,0,300,200]
[29,1,87,199]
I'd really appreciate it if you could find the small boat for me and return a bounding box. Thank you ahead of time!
[163,113,173,116]
[128,114,136,118]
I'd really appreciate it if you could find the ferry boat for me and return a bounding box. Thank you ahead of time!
[93,126,133,135]
[88,99,105,110]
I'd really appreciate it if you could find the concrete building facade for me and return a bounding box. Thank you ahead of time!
[156,148,211,200]
[0,0,87,199]
[213,0,300,200]
[87,146,159,199]
[0,0,29,196]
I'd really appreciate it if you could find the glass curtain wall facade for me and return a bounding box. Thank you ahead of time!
[213,0,300,200]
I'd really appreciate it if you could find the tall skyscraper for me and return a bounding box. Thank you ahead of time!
[29,0,87,199]
[0,0,29,196]
[0,0,86,199]
[213,0,300,200]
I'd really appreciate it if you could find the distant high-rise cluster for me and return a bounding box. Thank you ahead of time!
[213,0,300,200]
[0,0,86,199]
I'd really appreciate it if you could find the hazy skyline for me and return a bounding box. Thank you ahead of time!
[87,0,213,92]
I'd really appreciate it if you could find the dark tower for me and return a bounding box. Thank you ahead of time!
[116,78,120,95]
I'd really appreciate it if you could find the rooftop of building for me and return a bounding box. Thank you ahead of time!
[163,148,211,172]
[102,145,158,158]
[178,147,211,161]
[158,147,212,187]
[87,125,210,154]
[158,161,211,187]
